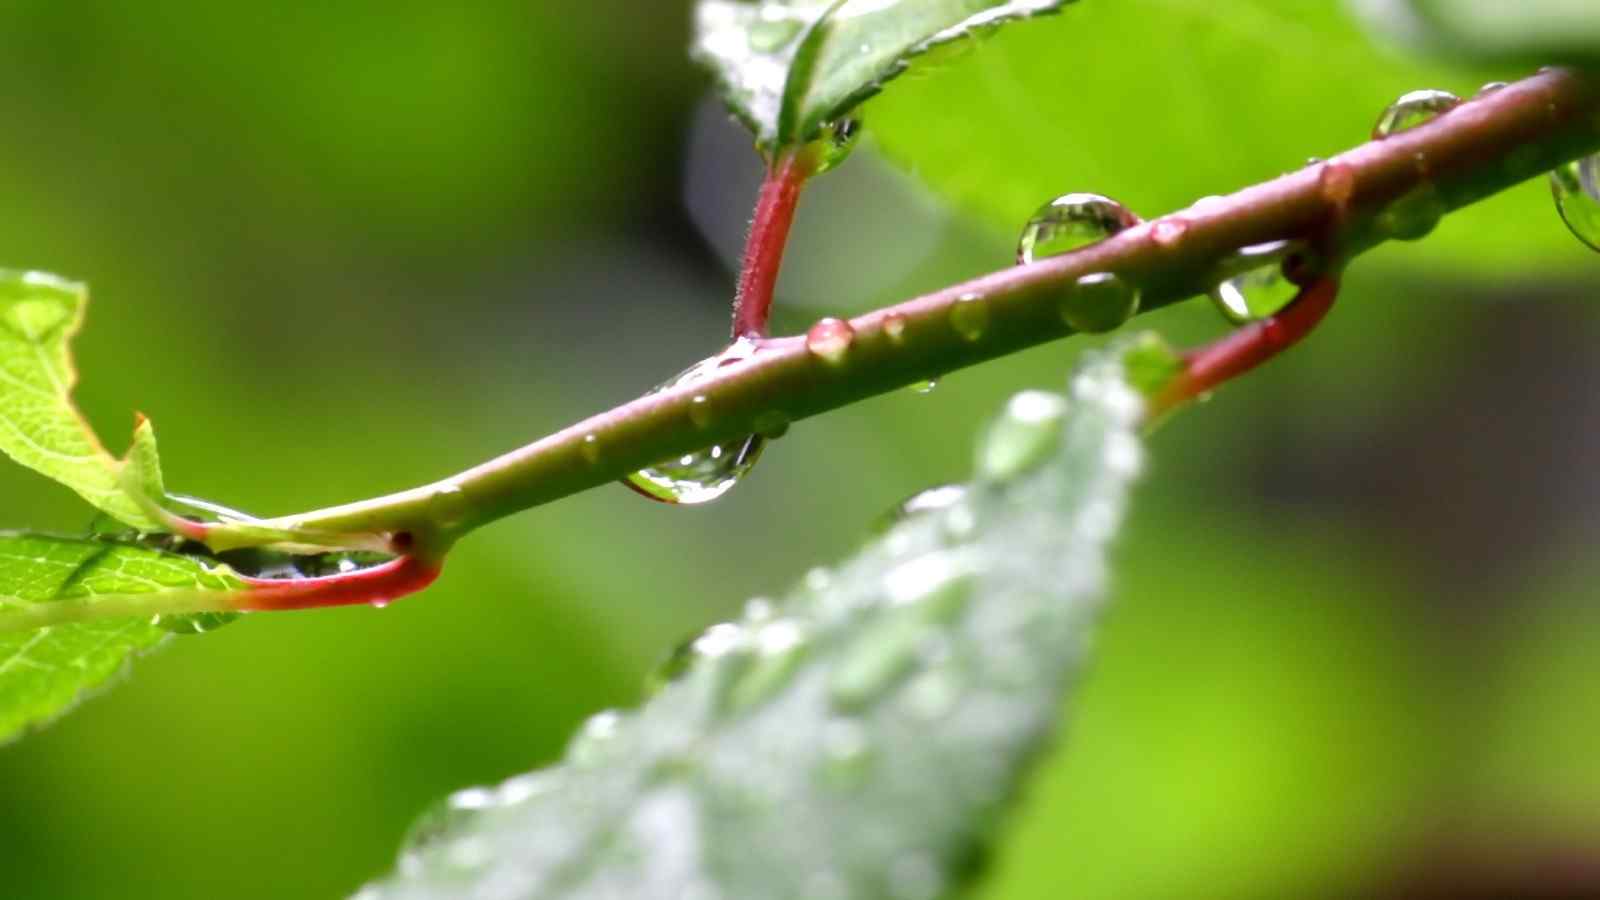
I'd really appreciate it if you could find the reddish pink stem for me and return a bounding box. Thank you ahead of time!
[732,153,811,339]
[1152,276,1340,417]
[237,555,441,612]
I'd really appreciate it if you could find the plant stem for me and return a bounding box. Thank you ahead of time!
[240,67,1600,547]
[1150,276,1341,419]
[732,152,812,338]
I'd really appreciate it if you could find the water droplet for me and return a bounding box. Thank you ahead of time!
[1016,192,1140,264]
[1476,81,1508,98]
[427,484,470,529]
[908,378,938,395]
[1376,182,1446,240]
[568,709,625,767]
[580,433,601,465]
[806,317,855,363]
[1318,161,1356,211]
[809,114,863,176]
[1149,217,1189,248]
[1208,241,1300,324]
[624,339,765,505]
[882,312,908,344]
[688,395,713,429]
[752,410,790,440]
[829,614,926,713]
[883,553,973,622]
[871,484,964,536]
[747,9,803,52]
[152,611,240,635]
[1373,88,1461,138]
[1551,153,1600,252]
[818,720,874,788]
[948,293,989,342]
[1058,271,1139,334]
[726,619,810,711]
[977,390,1069,481]
[645,621,753,697]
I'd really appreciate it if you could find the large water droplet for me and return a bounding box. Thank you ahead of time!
[806,317,855,363]
[1208,241,1300,324]
[1059,272,1139,333]
[948,293,989,342]
[977,390,1069,481]
[809,114,863,176]
[1373,89,1460,138]
[1551,153,1600,252]
[624,339,765,505]
[1016,193,1140,264]
[1376,182,1446,241]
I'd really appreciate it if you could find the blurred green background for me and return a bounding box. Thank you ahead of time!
[1,2,1598,898]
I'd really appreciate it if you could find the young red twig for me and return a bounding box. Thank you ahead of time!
[237,555,442,612]
[731,152,812,338]
[1150,276,1341,419]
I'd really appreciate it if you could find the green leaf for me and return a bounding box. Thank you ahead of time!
[357,342,1147,900]
[1350,0,1600,64]
[0,533,248,743]
[693,0,1073,149]
[866,1,1595,275]
[0,270,164,531]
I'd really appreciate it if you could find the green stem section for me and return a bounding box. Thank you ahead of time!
[240,68,1600,549]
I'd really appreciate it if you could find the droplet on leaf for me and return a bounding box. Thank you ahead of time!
[976,390,1068,481]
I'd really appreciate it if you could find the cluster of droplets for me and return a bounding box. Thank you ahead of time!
[1367,81,1599,255]
[1014,193,1142,334]
[623,338,771,505]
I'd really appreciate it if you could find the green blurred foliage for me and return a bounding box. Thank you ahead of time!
[0,2,1598,899]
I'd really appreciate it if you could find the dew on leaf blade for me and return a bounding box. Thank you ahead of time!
[1551,153,1600,252]
[818,720,873,789]
[624,339,765,505]
[726,619,811,711]
[1208,241,1300,325]
[1059,272,1139,334]
[1015,192,1140,264]
[1372,88,1460,138]
[908,378,937,395]
[977,390,1069,481]
[871,484,966,534]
